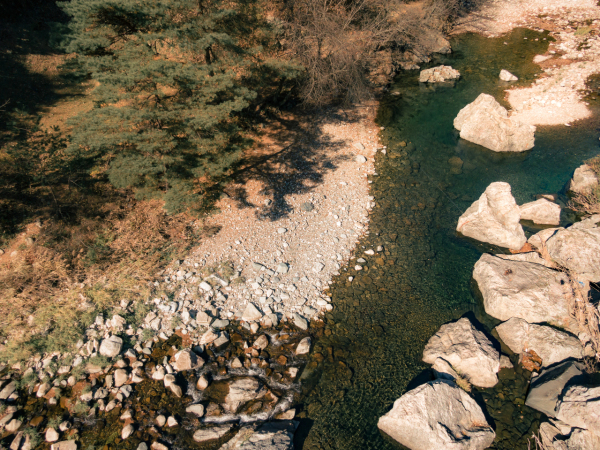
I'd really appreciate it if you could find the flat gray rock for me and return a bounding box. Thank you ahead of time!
[423,317,500,388]
[526,361,584,417]
[473,254,572,327]
[495,318,583,367]
[378,380,495,450]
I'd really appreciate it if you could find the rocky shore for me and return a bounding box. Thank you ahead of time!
[378,170,600,449]
[376,1,600,449]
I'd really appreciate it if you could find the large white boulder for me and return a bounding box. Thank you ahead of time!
[457,182,527,250]
[377,380,495,450]
[545,216,600,282]
[419,65,460,83]
[495,318,583,367]
[520,199,561,225]
[473,254,572,328]
[568,164,598,195]
[454,93,535,152]
[422,317,500,388]
[526,361,584,417]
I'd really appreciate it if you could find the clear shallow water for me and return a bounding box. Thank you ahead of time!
[296,29,600,450]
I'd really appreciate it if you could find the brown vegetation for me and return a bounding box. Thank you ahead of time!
[0,199,214,362]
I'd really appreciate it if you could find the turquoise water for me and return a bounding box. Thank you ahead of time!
[296,29,600,450]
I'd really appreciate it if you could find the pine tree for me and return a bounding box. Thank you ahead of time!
[56,0,301,213]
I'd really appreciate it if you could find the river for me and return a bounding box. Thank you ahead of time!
[295,28,600,450]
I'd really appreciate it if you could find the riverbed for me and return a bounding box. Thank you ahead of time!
[295,28,600,450]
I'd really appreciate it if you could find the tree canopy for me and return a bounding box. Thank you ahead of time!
[56,0,302,213]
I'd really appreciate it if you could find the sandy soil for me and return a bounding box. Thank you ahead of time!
[456,0,600,127]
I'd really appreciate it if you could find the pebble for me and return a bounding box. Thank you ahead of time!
[277,228,287,234]
[293,313,309,330]
[45,428,60,443]
[155,415,166,427]
[122,424,134,439]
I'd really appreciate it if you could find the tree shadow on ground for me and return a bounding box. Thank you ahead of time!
[228,106,365,222]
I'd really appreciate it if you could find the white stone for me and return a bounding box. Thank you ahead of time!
[99,335,123,358]
[457,182,527,250]
[520,199,561,225]
[499,69,518,81]
[377,380,495,450]
[568,164,598,195]
[122,424,134,440]
[45,428,60,443]
[545,217,600,282]
[422,317,500,388]
[473,254,572,328]
[296,337,312,355]
[557,385,600,434]
[419,65,460,83]
[185,404,204,417]
[242,303,263,322]
[193,425,233,443]
[495,318,583,367]
[454,93,535,152]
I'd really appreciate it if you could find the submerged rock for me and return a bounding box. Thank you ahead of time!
[422,317,500,388]
[222,377,262,413]
[520,199,561,225]
[419,65,460,83]
[499,69,518,81]
[454,93,535,152]
[495,318,583,367]
[473,254,572,327]
[193,425,233,443]
[377,380,495,450]
[457,182,527,250]
[219,421,297,450]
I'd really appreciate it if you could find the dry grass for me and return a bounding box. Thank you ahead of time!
[537,239,600,365]
[528,432,552,450]
[0,199,211,363]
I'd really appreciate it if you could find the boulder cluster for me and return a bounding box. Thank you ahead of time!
[378,171,600,450]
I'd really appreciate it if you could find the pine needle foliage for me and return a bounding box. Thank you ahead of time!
[55,0,302,213]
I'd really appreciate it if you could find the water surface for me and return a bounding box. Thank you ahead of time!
[296,28,600,450]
